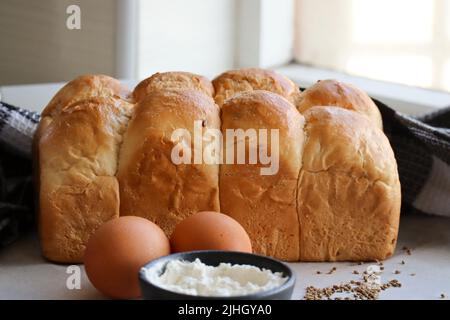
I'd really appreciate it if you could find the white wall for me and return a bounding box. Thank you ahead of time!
[260,0,294,67]
[236,0,294,68]
[0,0,293,85]
[0,0,116,85]
[137,0,237,79]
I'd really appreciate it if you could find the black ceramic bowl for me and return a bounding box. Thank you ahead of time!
[139,250,295,300]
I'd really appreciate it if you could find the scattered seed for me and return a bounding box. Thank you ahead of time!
[389,279,402,288]
[380,266,385,271]
[303,270,402,300]
[410,273,416,276]
[441,293,446,299]
[394,270,401,274]
[326,267,337,274]
[316,271,322,274]
[401,260,405,265]
[402,246,412,255]
[353,270,359,275]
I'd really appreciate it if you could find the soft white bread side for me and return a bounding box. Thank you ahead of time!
[117,89,221,236]
[296,80,383,129]
[220,90,305,261]
[212,68,300,107]
[298,106,401,261]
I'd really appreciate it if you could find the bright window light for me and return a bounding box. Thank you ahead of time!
[442,59,450,91]
[346,55,432,87]
[295,0,449,92]
[351,0,433,45]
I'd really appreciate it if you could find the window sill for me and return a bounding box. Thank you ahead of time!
[275,64,450,116]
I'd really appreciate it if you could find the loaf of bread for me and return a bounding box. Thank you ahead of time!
[212,68,299,107]
[296,79,383,129]
[35,69,401,263]
[220,91,304,261]
[298,107,400,261]
[35,75,133,262]
[117,88,221,236]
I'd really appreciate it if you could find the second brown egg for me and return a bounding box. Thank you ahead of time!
[170,211,252,253]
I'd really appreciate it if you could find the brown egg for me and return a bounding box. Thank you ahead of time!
[170,211,252,253]
[84,216,170,299]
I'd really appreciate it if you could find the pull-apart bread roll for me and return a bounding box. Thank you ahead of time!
[296,79,383,129]
[43,74,132,117]
[133,71,214,102]
[298,107,401,261]
[213,68,300,107]
[36,75,133,262]
[36,69,401,263]
[220,91,305,261]
[34,75,132,158]
[117,89,221,236]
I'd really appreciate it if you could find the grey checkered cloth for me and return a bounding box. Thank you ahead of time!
[0,102,38,247]
[375,99,450,217]
[0,99,449,248]
[0,102,40,156]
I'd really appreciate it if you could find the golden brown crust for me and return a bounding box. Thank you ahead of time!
[37,75,133,262]
[117,89,220,237]
[297,107,400,261]
[133,71,214,102]
[220,91,305,261]
[42,74,132,117]
[212,68,299,107]
[36,69,400,263]
[38,97,133,262]
[296,79,383,129]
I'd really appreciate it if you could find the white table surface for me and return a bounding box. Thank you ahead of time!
[0,213,449,300]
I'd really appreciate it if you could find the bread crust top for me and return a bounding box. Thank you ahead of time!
[296,79,383,129]
[213,68,299,107]
[42,74,132,117]
[133,71,214,103]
